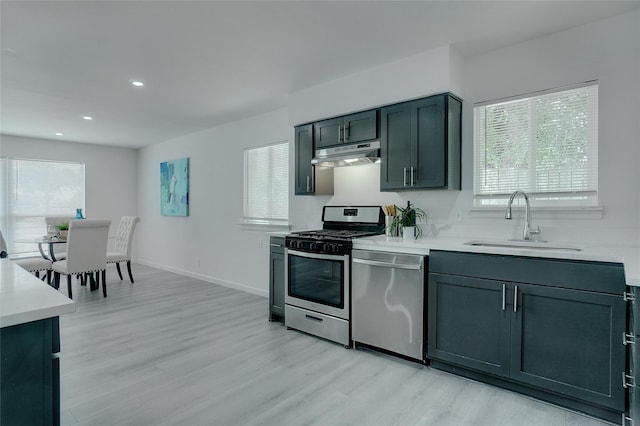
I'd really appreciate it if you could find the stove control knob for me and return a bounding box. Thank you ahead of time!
[309,242,317,251]
[331,244,340,253]
[322,243,332,252]
[289,241,298,249]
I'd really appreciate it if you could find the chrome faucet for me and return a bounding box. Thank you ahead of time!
[505,190,541,241]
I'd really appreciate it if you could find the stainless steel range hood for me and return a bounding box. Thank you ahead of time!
[311,141,380,167]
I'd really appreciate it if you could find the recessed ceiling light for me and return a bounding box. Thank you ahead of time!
[55,132,63,136]
[131,81,144,87]
[82,116,93,120]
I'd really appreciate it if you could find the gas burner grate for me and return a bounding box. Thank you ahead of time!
[291,229,379,239]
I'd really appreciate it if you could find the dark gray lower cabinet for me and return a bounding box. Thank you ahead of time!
[428,251,627,422]
[510,283,625,410]
[429,274,510,376]
[1,317,60,426]
[269,236,285,322]
[628,286,639,425]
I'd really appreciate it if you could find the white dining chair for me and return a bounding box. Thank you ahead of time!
[52,219,110,299]
[0,230,53,282]
[44,216,74,260]
[106,216,140,283]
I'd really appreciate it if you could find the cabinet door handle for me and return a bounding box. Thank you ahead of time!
[305,314,323,323]
[411,167,415,186]
[338,125,343,142]
[513,285,518,313]
[403,167,407,187]
[502,283,506,311]
[623,371,636,388]
[306,175,311,192]
[344,125,349,142]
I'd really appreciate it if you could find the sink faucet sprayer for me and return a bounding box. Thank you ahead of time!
[505,190,541,241]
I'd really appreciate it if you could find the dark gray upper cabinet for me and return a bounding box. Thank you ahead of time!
[294,124,315,195]
[315,110,378,149]
[380,93,461,191]
[428,251,627,418]
[294,124,333,196]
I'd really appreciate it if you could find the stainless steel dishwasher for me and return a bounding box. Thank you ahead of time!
[351,249,425,361]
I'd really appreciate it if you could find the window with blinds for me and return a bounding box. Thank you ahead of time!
[0,158,85,255]
[474,82,598,207]
[243,141,289,224]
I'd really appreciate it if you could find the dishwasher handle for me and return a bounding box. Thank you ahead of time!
[352,257,423,271]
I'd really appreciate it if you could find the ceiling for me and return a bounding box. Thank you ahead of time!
[1,1,639,149]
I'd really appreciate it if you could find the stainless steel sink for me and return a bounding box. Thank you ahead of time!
[464,239,582,252]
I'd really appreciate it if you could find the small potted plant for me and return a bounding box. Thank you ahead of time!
[389,201,427,240]
[56,222,69,240]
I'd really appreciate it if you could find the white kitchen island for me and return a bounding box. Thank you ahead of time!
[0,258,75,425]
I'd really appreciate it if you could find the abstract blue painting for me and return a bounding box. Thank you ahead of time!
[160,157,189,216]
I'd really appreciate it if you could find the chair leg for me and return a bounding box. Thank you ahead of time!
[54,272,60,290]
[115,263,124,280]
[67,274,73,299]
[102,269,107,297]
[35,271,40,278]
[126,261,134,283]
[46,270,51,285]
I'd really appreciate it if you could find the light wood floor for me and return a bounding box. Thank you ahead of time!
[59,264,610,426]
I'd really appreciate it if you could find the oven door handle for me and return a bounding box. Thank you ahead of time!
[352,257,422,271]
[286,249,348,262]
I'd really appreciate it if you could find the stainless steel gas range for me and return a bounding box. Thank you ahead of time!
[284,206,384,347]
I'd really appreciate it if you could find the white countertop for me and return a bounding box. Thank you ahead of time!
[0,259,76,328]
[353,235,640,287]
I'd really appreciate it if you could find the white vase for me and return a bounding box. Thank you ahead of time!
[402,226,415,240]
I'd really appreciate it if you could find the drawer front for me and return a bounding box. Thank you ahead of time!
[429,251,625,294]
[285,305,349,346]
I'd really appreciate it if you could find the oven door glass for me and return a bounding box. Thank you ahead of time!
[288,251,345,309]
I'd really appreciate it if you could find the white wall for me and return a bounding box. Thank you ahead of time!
[293,9,640,245]
[136,9,638,296]
[3,11,636,298]
[288,45,464,231]
[459,9,640,243]
[136,108,290,297]
[288,45,458,126]
[0,134,138,241]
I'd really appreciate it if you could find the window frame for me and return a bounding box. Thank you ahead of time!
[0,157,86,256]
[473,81,599,209]
[242,140,290,228]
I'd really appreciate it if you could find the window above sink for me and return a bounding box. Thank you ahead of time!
[473,81,599,209]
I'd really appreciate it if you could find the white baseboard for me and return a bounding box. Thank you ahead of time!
[131,259,268,298]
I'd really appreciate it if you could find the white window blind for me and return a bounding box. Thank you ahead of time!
[0,158,85,255]
[243,141,289,223]
[474,82,598,207]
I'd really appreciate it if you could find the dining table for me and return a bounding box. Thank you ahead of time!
[14,236,68,262]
